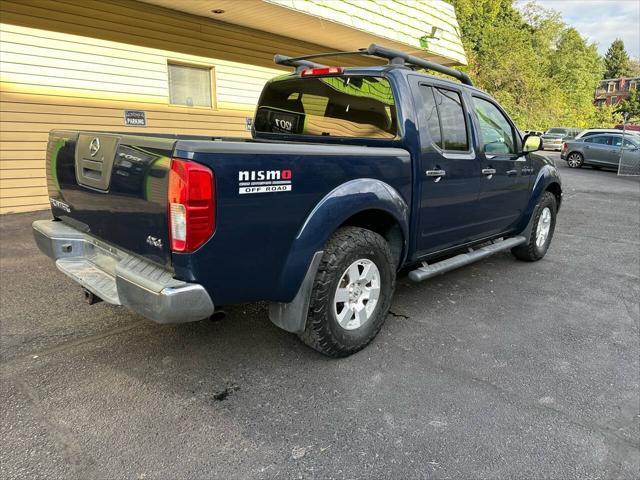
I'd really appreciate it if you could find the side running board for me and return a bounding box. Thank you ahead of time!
[408,236,526,282]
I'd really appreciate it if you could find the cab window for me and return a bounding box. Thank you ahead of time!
[255,76,397,139]
[472,96,516,154]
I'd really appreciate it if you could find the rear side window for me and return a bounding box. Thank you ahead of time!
[254,76,397,139]
[419,85,469,151]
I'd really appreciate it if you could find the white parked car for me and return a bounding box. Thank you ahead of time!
[574,128,640,140]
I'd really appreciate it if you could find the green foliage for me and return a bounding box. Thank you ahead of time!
[616,88,640,122]
[603,39,631,78]
[448,0,615,129]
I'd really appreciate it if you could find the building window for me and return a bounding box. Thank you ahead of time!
[168,62,213,108]
[607,82,615,93]
[611,96,618,104]
[630,81,637,91]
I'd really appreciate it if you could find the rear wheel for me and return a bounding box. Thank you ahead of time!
[300,227,395,357]
[512,191,557,262]
[567,152,583,168]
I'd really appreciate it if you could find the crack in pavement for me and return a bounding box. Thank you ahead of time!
[424,357,640,452]
[12,376,97,479]
[388,310,410,320]
[0,320,147,373]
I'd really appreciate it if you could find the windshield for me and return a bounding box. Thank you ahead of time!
[546,128,568,134]
[254,76,397,139]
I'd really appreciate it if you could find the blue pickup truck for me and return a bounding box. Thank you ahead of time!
[33,45,561,357]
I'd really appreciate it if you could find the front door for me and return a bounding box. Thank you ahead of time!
[410,79,483,255]
[470,95,531,236]
[608,135,627,167]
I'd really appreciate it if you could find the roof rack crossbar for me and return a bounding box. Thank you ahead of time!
[273,45,473,86]
[273,54,327,73]
[366,44,473,86]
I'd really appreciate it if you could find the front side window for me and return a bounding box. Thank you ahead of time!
[168,63,213,108]
[610,136,635,148]
[254,76,397,139]
[473,96,516,154]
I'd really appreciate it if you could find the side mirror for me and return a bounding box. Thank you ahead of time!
[522,134,542,153]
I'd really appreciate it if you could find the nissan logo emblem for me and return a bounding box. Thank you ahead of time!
[89,137,100,157]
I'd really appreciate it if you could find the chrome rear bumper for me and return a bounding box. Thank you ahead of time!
[32,220,214,323]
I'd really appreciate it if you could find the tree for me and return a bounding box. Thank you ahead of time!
[549,28,603,127]
[603,39,631,79]
[616,88,640,122]
[447,0,611,128]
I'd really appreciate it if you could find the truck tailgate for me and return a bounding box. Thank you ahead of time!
[46,130,176,267]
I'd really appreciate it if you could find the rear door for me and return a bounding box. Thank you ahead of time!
[470,95,531,236]
[410,79,482,254]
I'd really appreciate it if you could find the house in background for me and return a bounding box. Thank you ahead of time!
[594,77,639,107]
[0,0,466,214]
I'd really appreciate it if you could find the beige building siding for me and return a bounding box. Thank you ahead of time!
[0,0,369,213]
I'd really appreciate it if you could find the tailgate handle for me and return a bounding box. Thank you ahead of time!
[80,159,104,180]
[75,134,118,191]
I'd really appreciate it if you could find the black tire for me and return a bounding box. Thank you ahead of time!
[512,191,557,262]
[300,226,395,357]
[566,152,583,168]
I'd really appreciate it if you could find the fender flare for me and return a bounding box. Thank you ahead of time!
[517,165,562,236]
[269,178,409,333]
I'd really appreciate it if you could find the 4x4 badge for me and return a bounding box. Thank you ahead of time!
[89,137,100,157]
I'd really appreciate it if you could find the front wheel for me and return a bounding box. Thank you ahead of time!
[300,227,395,357]
[512,191,557,262]
[566,152,583,168]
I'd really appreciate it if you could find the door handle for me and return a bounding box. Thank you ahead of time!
[482,168,496,175]
[426,170,446,183]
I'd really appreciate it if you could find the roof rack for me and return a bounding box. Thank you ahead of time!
[273,44,473,86]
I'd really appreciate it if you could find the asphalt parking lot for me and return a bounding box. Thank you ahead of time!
[1,152,639,479]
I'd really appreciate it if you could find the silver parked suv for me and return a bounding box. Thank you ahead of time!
[542,127,582,151]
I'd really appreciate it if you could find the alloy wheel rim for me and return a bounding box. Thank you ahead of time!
[333,259,381,330]
[568,154,581,167]
[536,207,552,248]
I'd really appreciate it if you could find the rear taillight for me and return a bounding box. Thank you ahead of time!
[300,66,343,77]
[561,142,567,151]
[168,158,215,253]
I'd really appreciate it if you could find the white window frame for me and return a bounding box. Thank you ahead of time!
[167,60,216,110]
